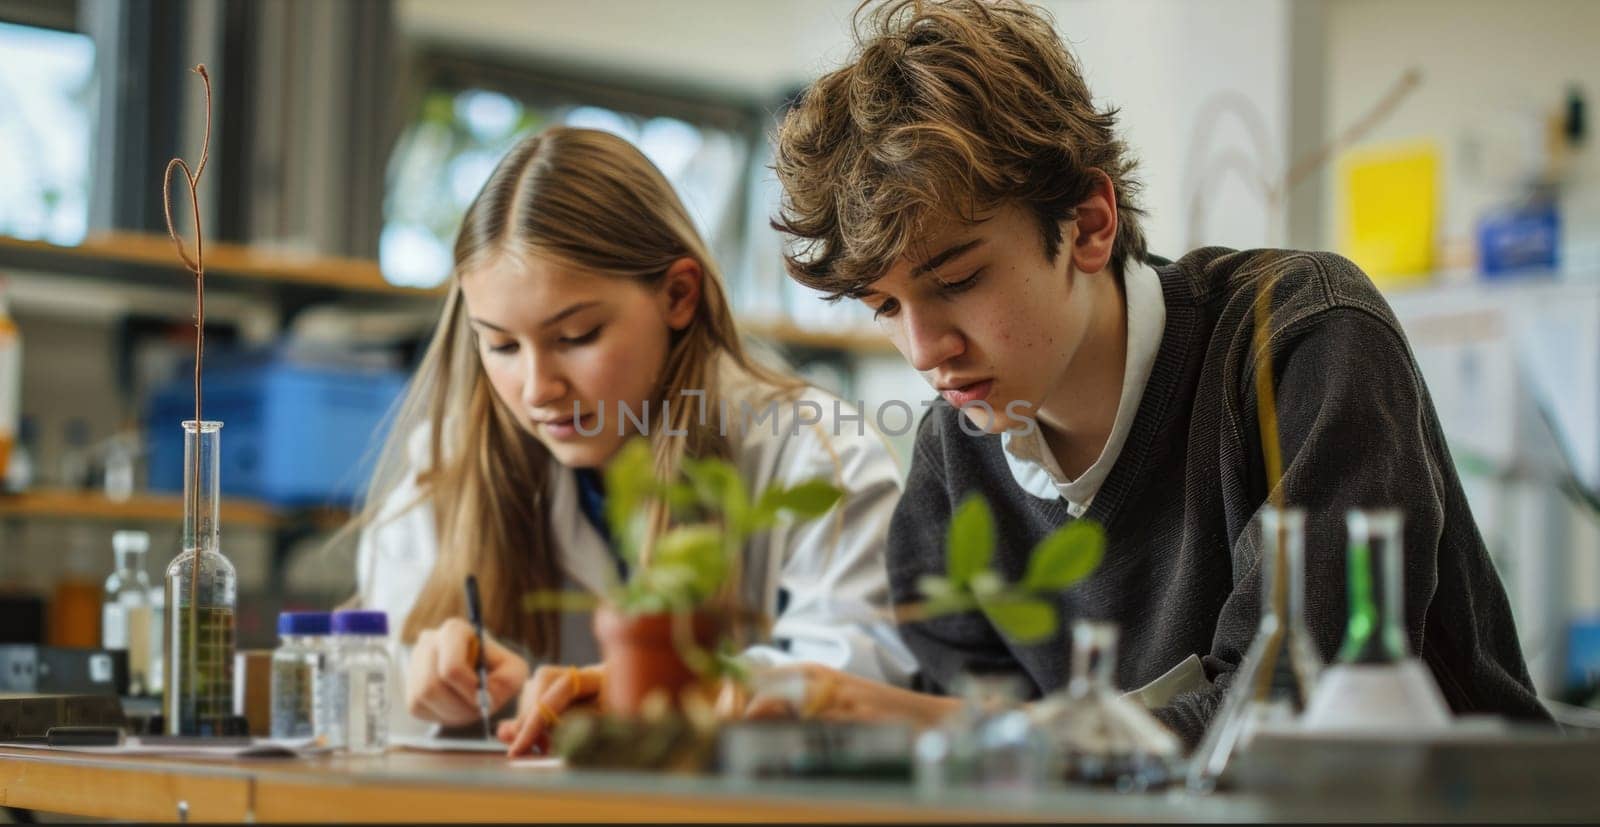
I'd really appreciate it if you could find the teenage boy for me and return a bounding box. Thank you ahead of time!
[764,0,1548,745]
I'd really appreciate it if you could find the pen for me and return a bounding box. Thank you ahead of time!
[464,574,492,739]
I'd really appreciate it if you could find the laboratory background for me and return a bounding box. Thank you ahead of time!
[0,0,1598,820]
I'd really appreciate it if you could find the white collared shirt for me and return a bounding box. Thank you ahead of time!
[1001,259,1166,516]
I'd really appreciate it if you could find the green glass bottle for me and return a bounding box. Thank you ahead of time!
[1301,508,1451,732]
[1337,509,1408,664]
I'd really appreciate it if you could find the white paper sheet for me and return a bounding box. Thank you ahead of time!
[390,734,510,753]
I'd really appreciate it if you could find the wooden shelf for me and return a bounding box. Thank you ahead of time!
[0,488,348,532]
[0,232,440,308]
[0,231,898,355]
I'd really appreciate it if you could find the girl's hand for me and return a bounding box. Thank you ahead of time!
[741,663,960,727]
[498,663,606,756]
[405,618,529,726]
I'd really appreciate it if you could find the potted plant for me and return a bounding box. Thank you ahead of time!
[542,451,1115,771]
[528,438,843,716]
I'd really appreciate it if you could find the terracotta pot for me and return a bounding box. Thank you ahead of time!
[593,606,722,717]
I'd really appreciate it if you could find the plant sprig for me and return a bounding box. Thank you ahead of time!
[914,494,1105,643]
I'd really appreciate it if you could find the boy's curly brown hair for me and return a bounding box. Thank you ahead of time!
[771,0,1148,299]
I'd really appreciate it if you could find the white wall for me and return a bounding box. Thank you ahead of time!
[1324,0,1600,256]
[1042,0,1295,254]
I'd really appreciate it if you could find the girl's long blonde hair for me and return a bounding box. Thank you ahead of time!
[362,127,801,657]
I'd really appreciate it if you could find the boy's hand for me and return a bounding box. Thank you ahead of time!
[741,663,960,727]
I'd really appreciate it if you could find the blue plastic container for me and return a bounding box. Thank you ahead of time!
[144,353,407,507]
[1477,202,1560,276]
[1568,617,1600,693]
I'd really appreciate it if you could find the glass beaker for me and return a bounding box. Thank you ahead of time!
[1187,506,1321,791]
[1301,509,1450,731]
[1031,620,1181,791]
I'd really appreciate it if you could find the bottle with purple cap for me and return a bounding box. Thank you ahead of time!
[270,611,331,740]
[328,610,391,754]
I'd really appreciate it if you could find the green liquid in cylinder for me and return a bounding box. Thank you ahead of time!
[163,605,235,735]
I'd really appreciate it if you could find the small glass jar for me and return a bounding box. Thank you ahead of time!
[270,611,331,740]
[328,610,391,754]
[914,671,1035,793]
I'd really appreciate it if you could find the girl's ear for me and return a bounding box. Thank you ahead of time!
[660,257,703,331]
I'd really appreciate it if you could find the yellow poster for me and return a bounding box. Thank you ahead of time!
[1338,140,1440,287]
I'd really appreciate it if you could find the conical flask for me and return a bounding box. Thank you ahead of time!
[162,420,237,735]
[1030,620,1181,790]
[1301,509,1450,731]
[1187,506,1321,791]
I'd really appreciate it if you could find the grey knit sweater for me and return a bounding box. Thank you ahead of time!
[887,247,1549,747]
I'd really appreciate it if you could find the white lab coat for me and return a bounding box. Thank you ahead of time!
[355,379,917,734]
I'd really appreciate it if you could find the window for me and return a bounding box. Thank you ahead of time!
[380,81,750,288]
[0,20,97,244]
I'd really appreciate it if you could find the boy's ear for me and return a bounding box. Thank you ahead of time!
[1067,169,1118,276]
[660,257,703,331]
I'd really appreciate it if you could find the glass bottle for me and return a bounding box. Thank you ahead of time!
[1187,507,1321,791]
[59,418,91,489]
[974,684,1050,793]
[0,280,18,487]
[103,430,136,503]
[2,415,34,493]
[1030,621,1181,791]
[148,573,165,696]
[1301,509,1450,731]
[103,530,153,696]
[271,611,331,740]
[914,671,1027,793]
[328,610,391,754]
[50,526,103,648]
[162,420,237,736]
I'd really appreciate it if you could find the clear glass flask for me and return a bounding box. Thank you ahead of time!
[162,420,237,735]
[1301,509,1450,731]
[1187,506,1321,791]
[102,530,153,696]
[1030,621,1181,790]
[914,671,1029,793]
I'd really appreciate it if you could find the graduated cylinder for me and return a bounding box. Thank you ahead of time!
[163,420,237,735]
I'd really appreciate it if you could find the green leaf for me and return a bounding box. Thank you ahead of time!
[945,495,995,588]
[652,525,728,600]
[521,590,601,614]
[978,595,1058,644]
[922,593,977,618]
[604,438,658,558]
[916,574,956,600]
[683,458,748,529]
[1022,520,1106,592]
[751,479,843,529]
[970,570,1004,599]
